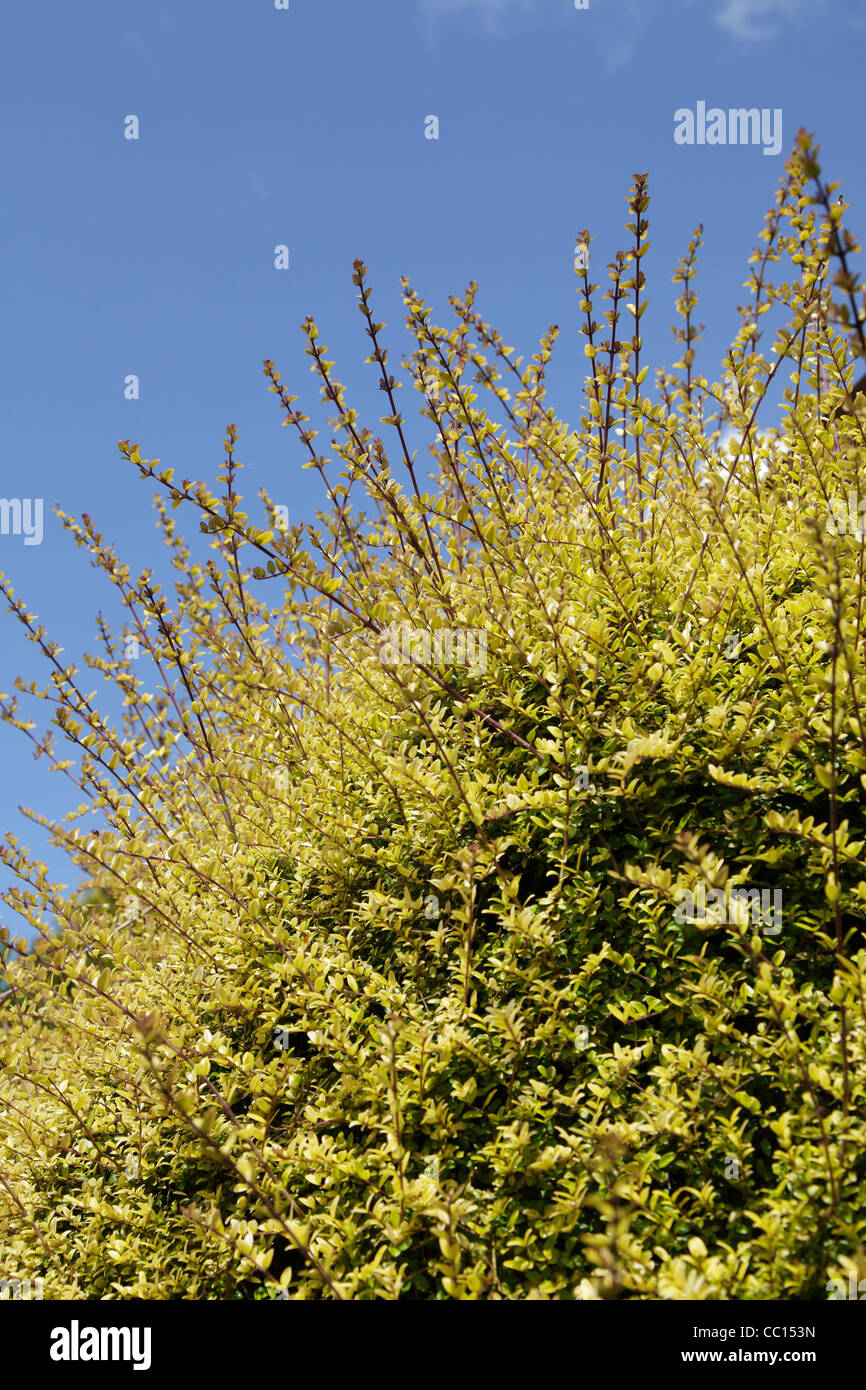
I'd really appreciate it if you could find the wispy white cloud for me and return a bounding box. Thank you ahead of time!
[600,0,642,72]
[238,161,268,200]
[714,0,808,41]
[118,10,183,76]
[418,0,820,58]
[418,0,530,12]
[118,29,160,77]
[417,0,533,35]
[155,8,183,31]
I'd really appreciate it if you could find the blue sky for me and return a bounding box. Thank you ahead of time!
[0,0,864,944]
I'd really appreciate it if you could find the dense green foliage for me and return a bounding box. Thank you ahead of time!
[1,132,865,1300]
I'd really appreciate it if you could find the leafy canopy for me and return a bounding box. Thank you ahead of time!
[0,130,865,1300]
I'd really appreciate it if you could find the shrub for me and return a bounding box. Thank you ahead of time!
[0,130,865,1301]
